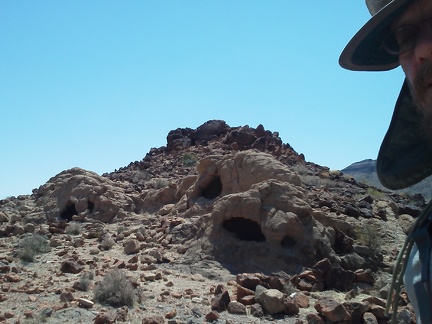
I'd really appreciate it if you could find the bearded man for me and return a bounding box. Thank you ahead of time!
[340,0,432,322]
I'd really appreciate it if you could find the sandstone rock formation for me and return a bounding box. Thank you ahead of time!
[0,120,423,323]
[35,168,136,223]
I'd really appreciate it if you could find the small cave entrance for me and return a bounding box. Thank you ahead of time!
[222,217,266,242]
[88,200,95,213]
[281,236,296,249]
[201,175,222,199]
[60,201,78,222]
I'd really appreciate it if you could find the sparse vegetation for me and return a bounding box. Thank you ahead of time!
[365,187,386,199]
[22,311,49,323]
[79,271,95,291]
[19,234,51,262]
[155,178,169,189]
[182,153,198,167]
[100,235,115,250]
[117,225,126,235]
[132,170,151,183]
[357,224,381,254]
[301,175,338,188]
[291,163,309,176]
[94,269,136,307]
[66,221,83,235]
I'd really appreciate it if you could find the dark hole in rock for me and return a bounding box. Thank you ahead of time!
[60,201,78,221]
[281,236,296,249]
[201,175,222,199]
[88,200,95,213]
[223,217,266,242]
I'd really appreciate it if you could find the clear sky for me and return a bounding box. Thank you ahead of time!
[1,1,406,199]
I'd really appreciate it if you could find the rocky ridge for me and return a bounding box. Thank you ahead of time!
[0,120,425,323]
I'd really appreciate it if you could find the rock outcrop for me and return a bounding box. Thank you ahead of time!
[34,168,136,223]
[0,120,423,323]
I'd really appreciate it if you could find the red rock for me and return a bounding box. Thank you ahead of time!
[165,309,177,319]
[60,291,74,302]
[211,289,230,312]
[60,260,84,274]
[298,278,313,291]
[236,284,254,301]
[236,273,262,290]
[299,270,317,282]
[128,255,139,263]
[94,312,115,324]
[228,301,247,314]
[314,297,351,322]
[293,292,310,308]
[24,310,34,318]
[239,295,255,306]
[5,273,20,282]
[355,269,375,285]
[142,316,165,324]
[205,311,220,321]
[283,296,299,315]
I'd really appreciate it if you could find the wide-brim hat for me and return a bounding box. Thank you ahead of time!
[339,0,412,71]
[376,80,432,189]
[340,0,432,190]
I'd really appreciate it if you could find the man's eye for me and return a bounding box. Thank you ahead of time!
[395,26,417,51]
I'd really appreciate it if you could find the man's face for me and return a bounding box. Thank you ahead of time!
[397,0,432,111]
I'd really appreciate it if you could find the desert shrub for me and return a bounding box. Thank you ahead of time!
[366,187,386,199]
[79,271,95,291]
[301,175,338,189]
[132,170,151,184]
[19,234,51,262]
[357,224,381,254]
[155,178,169,189]
[66,222,83,235]
[182,153,198,167]
[117,225,127,235]
[291,163,309,176]
[94,269,136,307]
[22,311,49,323]
[100,235,115,250]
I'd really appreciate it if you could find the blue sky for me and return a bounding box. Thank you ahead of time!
[1,1,405,199]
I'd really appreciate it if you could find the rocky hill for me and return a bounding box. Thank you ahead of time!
[342,159,432,201]
[0,120,424,323]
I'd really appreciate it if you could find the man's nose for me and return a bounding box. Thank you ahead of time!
[413,22,432,63]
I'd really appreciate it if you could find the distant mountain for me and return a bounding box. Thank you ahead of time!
[342,159,432,201]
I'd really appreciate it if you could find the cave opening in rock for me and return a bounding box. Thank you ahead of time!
[281,236,296,249]
[222,217,266,242]
[201,175,222,199]
[60,201,78,221]
[88,200,95,213]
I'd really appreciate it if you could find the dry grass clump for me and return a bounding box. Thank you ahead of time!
[100,235,116,250]
[19,234,51,262]
[94,269,136,307]
[79,271,95,292]
[66,221,83,235]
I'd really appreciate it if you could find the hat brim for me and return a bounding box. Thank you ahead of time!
[377,80,432,189]
[339,0,412,71]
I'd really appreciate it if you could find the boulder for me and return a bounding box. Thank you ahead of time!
[35,168,135,223]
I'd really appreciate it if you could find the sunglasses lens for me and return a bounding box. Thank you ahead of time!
[383,32,400,55]
[383,26,417,55]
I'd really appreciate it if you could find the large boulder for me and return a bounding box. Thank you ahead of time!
[175,150,336,272]
[35,168,136,223]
